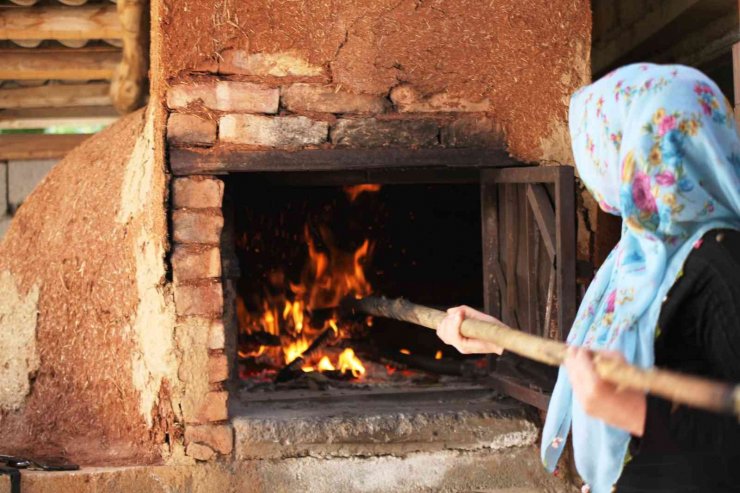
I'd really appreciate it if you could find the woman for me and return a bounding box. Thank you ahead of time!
[437,64,740,492]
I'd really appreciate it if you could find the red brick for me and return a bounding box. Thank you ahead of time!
[331,118,439,147]
[172,210,223,244]
[167,82,216,109]
[174,283,223,317]
[220,114,328,147]
[185,424,234,454]
[197,391,229,422]
[186,442,215,461]
[390,85,491,112]
[172,177,224,209]
[282,83,388,114]
[208,353,229,383]
[208,320,226,350]
[219,49,325,78]
[172,245,221,283]
[215,81,279,113]
[167,81,279,113]
[167,113,217,146]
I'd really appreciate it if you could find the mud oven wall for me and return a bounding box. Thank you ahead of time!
[0,0,593,468]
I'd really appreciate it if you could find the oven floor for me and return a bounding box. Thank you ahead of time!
[230,385,541,460]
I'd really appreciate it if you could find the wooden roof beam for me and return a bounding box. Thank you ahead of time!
[649,9,740,68]
[0,106,118,129]
[593,0,701,75]
[0,134,91,160]
[0,47,120,80]
[0,5,123,40]
[0,82,111,109]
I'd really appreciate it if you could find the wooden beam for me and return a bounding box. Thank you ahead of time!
[0,82,110,109]
[0,5,122,40]
[168,147,519,175]
[526,183,556,261]
[652,12,740,68]
[0,106,118,129]
[110,0,148,113]
[0,133,91,160]
[0,47,120,80]
[593,0,700,74]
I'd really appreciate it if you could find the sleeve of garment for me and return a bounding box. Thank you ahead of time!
[636,243,740,457]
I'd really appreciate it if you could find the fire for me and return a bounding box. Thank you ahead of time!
[337,348,366,377]
[238,197,378,380]
[344,184,381,202]
[435,350,443,360]
[284,338,309,364]
[282,300,304,333]
[317,356,336,372]
[300,225,373,309]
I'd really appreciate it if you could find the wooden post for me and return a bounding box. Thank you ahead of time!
[110,0,149,113]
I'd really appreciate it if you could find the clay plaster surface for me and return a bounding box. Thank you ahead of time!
[0,270,39,411]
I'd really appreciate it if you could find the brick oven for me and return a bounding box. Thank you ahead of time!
[0,0,592,491]
[161,1,587,477]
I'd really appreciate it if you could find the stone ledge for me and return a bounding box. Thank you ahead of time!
[231,388,539,460]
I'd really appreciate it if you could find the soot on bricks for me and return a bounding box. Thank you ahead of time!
[227,176,488,391]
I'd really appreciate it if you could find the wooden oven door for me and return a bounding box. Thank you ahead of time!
[480,166,577,409]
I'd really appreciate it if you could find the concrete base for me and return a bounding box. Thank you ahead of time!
[16,449,573,493]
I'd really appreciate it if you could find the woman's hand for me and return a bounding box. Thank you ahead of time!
[436,305,503,355]
[565,346,646,437]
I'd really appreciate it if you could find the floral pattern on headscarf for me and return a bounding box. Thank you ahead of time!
[541,64,740,493]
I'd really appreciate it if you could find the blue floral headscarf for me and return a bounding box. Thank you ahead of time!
[541,64,740,492]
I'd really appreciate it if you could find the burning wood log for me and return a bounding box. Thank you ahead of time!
[240,331,281,347]
[274,327,336,383]
[347,296,740,418]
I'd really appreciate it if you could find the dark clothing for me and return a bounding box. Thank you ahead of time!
[616,229,740,492]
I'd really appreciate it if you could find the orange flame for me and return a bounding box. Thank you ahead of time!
[344,184,381,202]
[284,338,309,364]
[337,348,366,378]
[317,356,336,372]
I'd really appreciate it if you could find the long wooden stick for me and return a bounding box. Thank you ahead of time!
[348,296,740,418]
